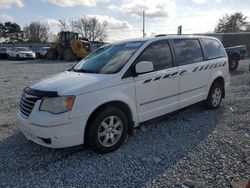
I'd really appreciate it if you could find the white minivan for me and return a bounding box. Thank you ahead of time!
[17,35,230,153]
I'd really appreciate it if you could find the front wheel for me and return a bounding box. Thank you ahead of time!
[204,83,223,109]
[86,107,128,154]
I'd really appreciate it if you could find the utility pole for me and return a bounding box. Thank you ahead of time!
[143,10,146,38]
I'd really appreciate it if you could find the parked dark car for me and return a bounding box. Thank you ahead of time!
[36,47,51,58]
[225,45,247,71]
[0,47,9,59]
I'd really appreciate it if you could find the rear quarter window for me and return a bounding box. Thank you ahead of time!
[202,38,226,60]
[173,39,204,66]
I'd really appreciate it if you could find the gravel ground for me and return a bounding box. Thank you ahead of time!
[0,59,249,187]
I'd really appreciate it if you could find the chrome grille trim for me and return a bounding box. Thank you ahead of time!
[19,92,38,118]
[22,97,36,105]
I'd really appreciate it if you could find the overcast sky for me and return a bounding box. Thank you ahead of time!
[0,0,249,42]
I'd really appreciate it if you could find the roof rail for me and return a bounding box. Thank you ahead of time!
[155,34,167,37]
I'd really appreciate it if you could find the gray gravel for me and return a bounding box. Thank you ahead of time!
[0,59,249,187]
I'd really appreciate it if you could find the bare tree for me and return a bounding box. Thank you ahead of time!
[23,21,49,42]
[47,32,58,43]
[71,16,108,42]
[58,19,71,32]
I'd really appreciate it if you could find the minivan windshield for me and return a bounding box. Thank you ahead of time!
[72,41,145,74]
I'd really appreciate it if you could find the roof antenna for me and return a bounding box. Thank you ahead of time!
[178,25,182,35]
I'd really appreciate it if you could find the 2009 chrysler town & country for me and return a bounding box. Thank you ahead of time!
[17,35,230,153]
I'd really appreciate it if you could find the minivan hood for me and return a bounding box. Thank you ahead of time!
[30,71,115,95]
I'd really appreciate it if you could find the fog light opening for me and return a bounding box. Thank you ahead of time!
[38,137,52,145]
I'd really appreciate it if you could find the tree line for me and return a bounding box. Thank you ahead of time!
[0,16,108,43]
[0,12,249,43]
[0,21,50,43]
[214,12,250,33]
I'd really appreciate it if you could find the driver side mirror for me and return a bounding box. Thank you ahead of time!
[135,61,154,74]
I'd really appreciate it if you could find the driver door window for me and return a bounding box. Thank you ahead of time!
[135,40,173,71]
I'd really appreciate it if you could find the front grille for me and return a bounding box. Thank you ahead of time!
[19,93,38,117]
[26,54,32,57]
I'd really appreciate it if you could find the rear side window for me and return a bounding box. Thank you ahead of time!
[173,39,203,66]
[202,39,226,60]
[135,40,173,71]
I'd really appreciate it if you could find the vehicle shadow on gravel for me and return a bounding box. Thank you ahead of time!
[0,104,225,187]
[230,70,246,76]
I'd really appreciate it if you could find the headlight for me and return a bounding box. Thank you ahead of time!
[40,96,75,114]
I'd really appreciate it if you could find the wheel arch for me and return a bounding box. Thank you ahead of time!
[84,100,135,143]
[209,76,225,98]
[230,52,240,60]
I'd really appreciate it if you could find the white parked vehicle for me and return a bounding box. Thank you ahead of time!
[17,35,230,153]
[36,47,50,58]
[7,47,36,60]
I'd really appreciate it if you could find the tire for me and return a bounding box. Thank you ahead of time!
[46,48,59,60]
[204,83,223,109]
[229,57,239,71]
[86,106,128,154]
[64,48,75,61]
[16,55,20,61]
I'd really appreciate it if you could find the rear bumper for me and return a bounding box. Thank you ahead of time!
[17,110,88,148]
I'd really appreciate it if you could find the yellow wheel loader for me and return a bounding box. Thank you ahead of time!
[46,31,91,61]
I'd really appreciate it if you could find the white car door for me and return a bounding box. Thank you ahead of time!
[171,38,210,109]
[133,40,179,122]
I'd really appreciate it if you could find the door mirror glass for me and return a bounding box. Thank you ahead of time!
[135,61,154,74]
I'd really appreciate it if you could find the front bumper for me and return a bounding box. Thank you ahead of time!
[17,110,88,148]
[19,54,36,59]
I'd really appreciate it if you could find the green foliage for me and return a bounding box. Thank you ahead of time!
[0,22,24,42]
[214,12,249,33]
[0,22,5,38]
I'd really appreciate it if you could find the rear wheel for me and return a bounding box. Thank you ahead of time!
[46,48,59,60]
[37,53,41,59]
[204,83,223,109]
[64,48,75,61]
[86,107,128,154]
[229,57,239,71]
[16,55,20,61]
